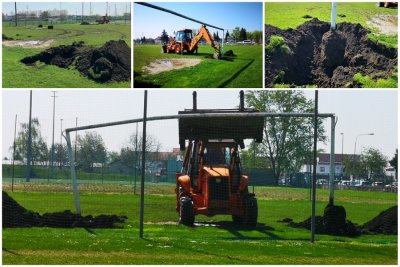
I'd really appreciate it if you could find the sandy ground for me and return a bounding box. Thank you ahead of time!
[2,39,54,48]
[142,58,202,75]
[367,15,398,35]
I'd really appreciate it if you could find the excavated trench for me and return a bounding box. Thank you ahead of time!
[265,18,397,87]
[20,40,131,83]
[2,191,126,228]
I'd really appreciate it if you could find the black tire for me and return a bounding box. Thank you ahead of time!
[179,196,194,226]
[243,196,258,226]
[232,215,244,225]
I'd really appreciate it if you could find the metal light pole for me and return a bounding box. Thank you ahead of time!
[353,133,374,159]
[60,118,63,169]
[26,90,33,182]
[12,114,18,192]
[340,133,344,178]
[331,2,337,30]
[50,91,57,181]
[75,117,78,161]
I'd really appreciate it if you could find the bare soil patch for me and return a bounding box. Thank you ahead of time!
[2,191,126,228]
[142,58,202,75]
[362,205,397,235]
[367,15,398,35]
[20,40,131,82]
[2,39,55,48]
[265,18,397,87]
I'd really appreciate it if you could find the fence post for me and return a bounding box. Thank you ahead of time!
[311,90,318,243]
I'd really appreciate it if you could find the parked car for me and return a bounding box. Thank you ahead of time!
[385,182,398,188]
[372,182,384,187]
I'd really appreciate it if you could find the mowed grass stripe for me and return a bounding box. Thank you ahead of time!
[134,45,262,88]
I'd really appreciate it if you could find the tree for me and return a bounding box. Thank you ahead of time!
[240,141,272,170]
[239,27,247,41]
[49,143,68,168]
[76,132,107,172]
[160,29,169,43]
[389,149,397,174]
[40,10,50,20]
[245,91,327,184]
[12,118,48,166]
[251,31,263,44]
[225,30,230,40]
[120,133,161,172]
[231,27,240,42]
[361,147,387,181]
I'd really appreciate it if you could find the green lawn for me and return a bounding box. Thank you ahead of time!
[2,185,397,264]
[265,2,398,48]
[134,44,263,88]
[2,23,131,88]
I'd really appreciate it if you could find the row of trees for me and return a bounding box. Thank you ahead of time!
[137,27,263,45]
[9,119,161,173]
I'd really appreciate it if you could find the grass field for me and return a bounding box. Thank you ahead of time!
[134,44,263,88]
[2,23,131,88]
[2,184,397,264]
[265,2,398,48]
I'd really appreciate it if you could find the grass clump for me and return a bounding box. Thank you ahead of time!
[266,35,290,54]
[354,70,398,88]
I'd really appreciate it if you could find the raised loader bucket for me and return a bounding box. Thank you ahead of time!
[178,109,264,150]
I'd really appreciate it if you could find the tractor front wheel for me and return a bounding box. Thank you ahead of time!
[232,196,258,227]
[175,45,181,55]
[243,196,258,226]
[179,196,194,226]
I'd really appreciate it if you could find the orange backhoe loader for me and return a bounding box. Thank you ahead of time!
[175,91,264,226]
[162,25,221,59]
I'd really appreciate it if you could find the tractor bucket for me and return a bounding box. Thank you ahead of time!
[178,109,264,149]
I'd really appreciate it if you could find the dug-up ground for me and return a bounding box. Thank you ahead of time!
[265,18,397,88]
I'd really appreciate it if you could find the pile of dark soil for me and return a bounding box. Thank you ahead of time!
[265,18,397,87]
[2,191,127,228]
[280,204,360,236]
[2,34,13,40]
[362,206,397,235]
[21,40,131,82]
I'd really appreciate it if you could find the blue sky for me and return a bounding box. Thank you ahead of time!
[2,2,130,17]
[134,2,263,39]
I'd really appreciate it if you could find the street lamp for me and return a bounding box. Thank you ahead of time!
[340,133,344,177]
[353,133,374,160]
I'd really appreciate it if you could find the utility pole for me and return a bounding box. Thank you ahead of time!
[81,2,84,23]
[60,118,63,169]
[50,91,57,181]
[14,2,17,26]
[75,117,78,162]
[12,114,18,192]
[26,90,33,182]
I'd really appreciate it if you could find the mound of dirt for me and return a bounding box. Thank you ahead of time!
[265,18,397,87]
[20,40,131,83]
[2,34,13,40]
[2,191,126,228]
[281,204,360,237]
[362,206,397,235]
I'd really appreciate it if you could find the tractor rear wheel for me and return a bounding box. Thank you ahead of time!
[179,196,194,226]
[232,215,243,225]
[243,196,258,226]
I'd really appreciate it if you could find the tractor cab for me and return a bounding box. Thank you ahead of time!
[175,91,265,226]
[175,29,193,42]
